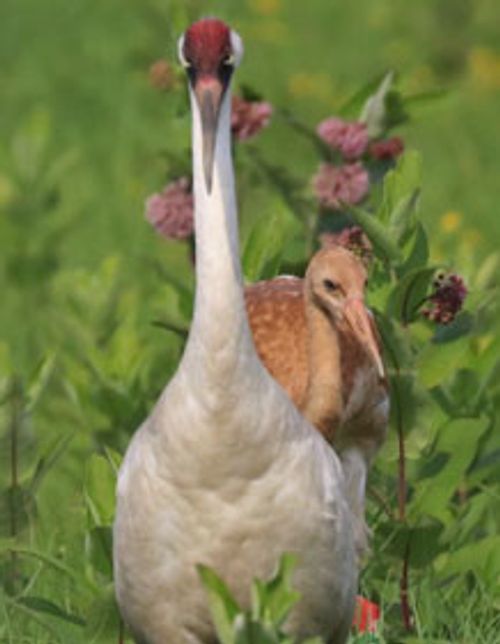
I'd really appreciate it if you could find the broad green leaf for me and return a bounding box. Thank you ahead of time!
[197,564,241,644]
[387,267,435,324]
[339,72,390,118]
[377,151,422,226]
[389,188,420,245]
[349,207,402,263]
[399,222,429,272]
[417,337,470,388]
[359,71,395,137]
[435,535,500,591]
[16,596,85,627]
[411,417,489,520]
[242,201,296,282]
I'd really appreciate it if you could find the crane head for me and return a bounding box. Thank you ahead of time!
[178,19,243,192]
[305,247,385,379]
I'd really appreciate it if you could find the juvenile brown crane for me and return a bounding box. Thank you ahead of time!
[246,246,389,553]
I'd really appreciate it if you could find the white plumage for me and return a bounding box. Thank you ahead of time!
[113,18,357,644]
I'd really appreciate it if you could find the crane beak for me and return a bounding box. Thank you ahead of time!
[343,298,385,379]
[194,78,224,193]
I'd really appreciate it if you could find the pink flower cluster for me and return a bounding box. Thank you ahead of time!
[317,117,369,160]
[422,272,468,325]
[149,59,176,91]
[231,96,273,141]
[312,162,370,211]
[145,177,194,240]
[320,225,373,265]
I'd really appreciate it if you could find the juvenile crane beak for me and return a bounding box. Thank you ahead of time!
[194,77,224,193]
[343,298,385,379]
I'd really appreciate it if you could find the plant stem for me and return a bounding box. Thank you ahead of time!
[118,617,125,644]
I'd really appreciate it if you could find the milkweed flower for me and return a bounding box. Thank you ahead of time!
[231,96,273,140]
[316,117,369,160]
[422,272,468,325]
[145,177,194,240]
[312,162,370,211]
[320,225,373,266]
[369,136,405,160]
[352,595,381,633]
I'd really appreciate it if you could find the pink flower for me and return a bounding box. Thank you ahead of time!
[145,177,194,240]
[231,96,273,141]
[369,136,405,160]
[352,595,381,633]
[312,162,370,211]
[320,225,373,265]
[316,117,369,160]
[422,272,468,325]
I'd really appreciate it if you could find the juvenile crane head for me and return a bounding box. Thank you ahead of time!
[178,18,243,192]
[305,247,385,378]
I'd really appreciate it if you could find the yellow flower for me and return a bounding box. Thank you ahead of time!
[247,0,282,16]
[468,47,500,90]
[439,211,462,233]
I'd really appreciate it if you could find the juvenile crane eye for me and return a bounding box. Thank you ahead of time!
[323,279,338,292]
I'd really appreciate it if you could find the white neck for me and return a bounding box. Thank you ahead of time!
[180,85,255,380]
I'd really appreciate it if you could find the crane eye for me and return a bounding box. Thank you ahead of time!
[323,279,338,292]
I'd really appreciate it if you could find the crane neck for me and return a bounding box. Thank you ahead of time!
[301,296,343,442]
[181,85,254,377]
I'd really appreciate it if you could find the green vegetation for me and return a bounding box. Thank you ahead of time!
[1,0,499,642]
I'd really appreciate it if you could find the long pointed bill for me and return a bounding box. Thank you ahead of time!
[194,78,224,193]
[343,298,385,379]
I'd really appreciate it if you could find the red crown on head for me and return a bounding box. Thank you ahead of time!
[183,18,231,73]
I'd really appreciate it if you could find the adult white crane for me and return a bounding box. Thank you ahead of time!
[245,246,389,556]
[114,18,357,643]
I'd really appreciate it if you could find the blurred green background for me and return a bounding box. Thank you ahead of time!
[1,0,499,641]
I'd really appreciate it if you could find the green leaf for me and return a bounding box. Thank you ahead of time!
[399,222,429,272]
[435,535,500,590]
[197,564,241,644]
[411,417,489,520]
[26,354,56,413]
[378,151,422,227]
[387,267,436,324]
[417,337,470,388]
[389,188,420,246]
[16,596,85,627]
[339,71,391,119]
[360,71,396,137]
[84,584,122,643]
[349,207,402,263]
[251,554,300,628]
[242,201,296,282]
[84,454,117,529]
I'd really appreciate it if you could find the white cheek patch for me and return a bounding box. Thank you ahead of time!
[229,30,244,66]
